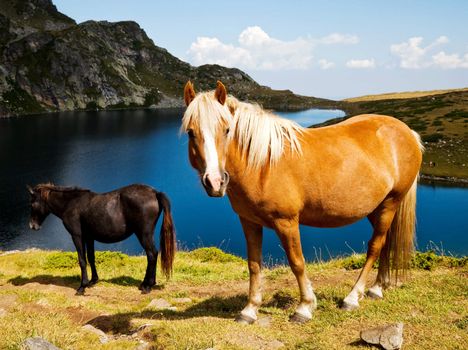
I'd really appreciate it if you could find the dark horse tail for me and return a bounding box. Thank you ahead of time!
[156,191,176,279]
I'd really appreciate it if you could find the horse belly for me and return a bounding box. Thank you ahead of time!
[300,184,390,228]
[82,211,130,243]
[92,231,133,244]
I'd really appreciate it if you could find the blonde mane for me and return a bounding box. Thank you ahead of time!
[181,92,233,136]
[182,91,304,169]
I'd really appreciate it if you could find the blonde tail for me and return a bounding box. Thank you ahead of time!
[385,176,418,281]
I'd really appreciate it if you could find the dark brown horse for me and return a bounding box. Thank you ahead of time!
[27,183,176,294]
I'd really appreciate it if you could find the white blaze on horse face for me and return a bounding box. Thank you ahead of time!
[203,130,223,192]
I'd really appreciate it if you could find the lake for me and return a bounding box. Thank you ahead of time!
[0,108,467,262]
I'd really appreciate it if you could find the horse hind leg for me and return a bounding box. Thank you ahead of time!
[135,224,159,294]
[367,242,391,299]
[342,200,398,311]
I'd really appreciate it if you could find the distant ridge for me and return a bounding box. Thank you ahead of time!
[0,0,334,117]
[344,87,468,102]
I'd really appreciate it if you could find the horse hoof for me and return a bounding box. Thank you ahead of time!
[367,289,383,300]
[289,312,311,323]
[75,289,85,296]
[341,301,359,311]
[235,314,256,325]
[140,286,152,294]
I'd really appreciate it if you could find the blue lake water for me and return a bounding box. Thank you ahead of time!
[0,108,466,261]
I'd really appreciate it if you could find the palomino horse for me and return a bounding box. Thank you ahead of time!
[181,81,423,323]
[28,184,176,294]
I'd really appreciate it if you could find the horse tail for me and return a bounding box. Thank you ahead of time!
[384,175,418,282]
[156,191,176,279]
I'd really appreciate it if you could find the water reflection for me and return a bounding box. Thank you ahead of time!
[0,109,466,260]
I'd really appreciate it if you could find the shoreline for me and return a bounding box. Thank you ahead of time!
[419,174,468,187]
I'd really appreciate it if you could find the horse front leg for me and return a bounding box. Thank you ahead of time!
[86,238,99,285]
[274,217,317,323]
[236,216,263,324]
[71,234,89,295]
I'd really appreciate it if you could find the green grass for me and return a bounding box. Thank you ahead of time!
[0,248,466,349]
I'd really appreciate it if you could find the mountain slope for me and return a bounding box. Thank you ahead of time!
[0,0,333,117]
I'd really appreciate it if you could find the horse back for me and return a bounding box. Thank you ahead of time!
[80,184,159,239]
[227,114,422,228]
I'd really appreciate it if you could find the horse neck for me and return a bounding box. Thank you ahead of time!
[45,189,86,218]
[225,138,257,186]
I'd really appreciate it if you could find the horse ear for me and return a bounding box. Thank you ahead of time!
[26,185,34,195]
[215,80,227,105]
[184,81,196,106]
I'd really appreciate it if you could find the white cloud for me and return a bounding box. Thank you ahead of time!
[346,58,376,69]
[432,51,468,69]
[188,26,358,70]
[318,33,359,45]
[389,36,468,69]
[318,59,335,69]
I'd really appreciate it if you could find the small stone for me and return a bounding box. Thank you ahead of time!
[0,308,7,317]
[134,323,153,333]
[21,337,61,350]
[135,340,149,350]
[37,298,50,306]
[268,340,285,349]
[360,323,404,350]
[147,298,172,309]
[82,324,109,344]
[172,297,192,304]
[257,316,272,327]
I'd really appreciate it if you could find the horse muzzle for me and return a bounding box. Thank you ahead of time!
[29,221,41,231]
[202,171,230,197]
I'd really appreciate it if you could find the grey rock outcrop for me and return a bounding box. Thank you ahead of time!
[0,0,333,117]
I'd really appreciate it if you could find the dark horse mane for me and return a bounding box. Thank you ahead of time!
[35,183,91,193]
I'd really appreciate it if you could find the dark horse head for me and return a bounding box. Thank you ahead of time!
[27,184,51,230]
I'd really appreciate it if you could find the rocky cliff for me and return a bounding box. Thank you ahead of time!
[0,0,334,117]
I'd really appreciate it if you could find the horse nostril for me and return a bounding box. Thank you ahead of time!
[222,171,230,185]
[202,173,210,188]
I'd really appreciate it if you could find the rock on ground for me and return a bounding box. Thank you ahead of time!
[257,316,272,328]
[172,297,192,304]
[21,337,61,350]
[360,323,404,350]
[147,298,173,310]
[81,324,109,344]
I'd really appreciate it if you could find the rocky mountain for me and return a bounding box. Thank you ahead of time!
[0,0,334,117]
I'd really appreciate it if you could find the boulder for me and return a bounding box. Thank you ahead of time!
[147,298,173,310]
[82,324,109,344]
[21,337,61,350]
[360,323,404,350]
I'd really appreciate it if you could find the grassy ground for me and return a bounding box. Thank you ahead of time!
[0,248,466,349]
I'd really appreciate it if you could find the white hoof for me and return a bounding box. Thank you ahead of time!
[341,300,360,311]
[367,285,383,299]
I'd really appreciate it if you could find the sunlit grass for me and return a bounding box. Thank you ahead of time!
[0,248,466,349]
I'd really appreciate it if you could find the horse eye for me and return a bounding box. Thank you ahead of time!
[187,130,194,138]
[225,128,230,135]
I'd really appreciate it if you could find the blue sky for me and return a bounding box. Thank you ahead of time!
[54,0,468,99]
